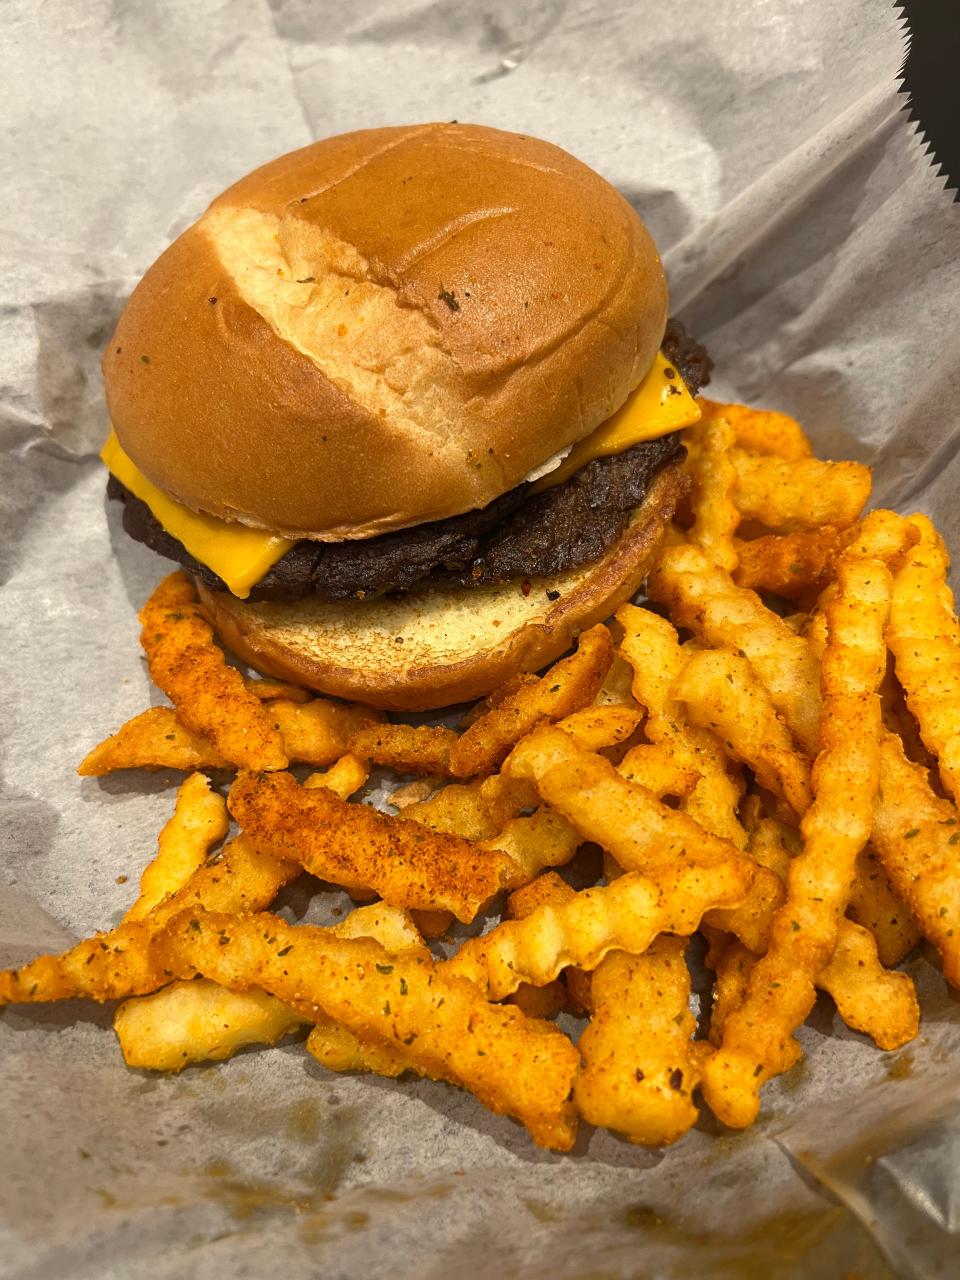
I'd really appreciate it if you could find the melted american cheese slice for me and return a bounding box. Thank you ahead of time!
[101,352,698,598]
[100,432,295,598]
[531,353,700,492]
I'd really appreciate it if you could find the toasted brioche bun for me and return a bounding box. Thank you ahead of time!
[196,459,684,711]
[103,123,667,542]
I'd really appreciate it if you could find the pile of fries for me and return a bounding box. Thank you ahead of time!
[4,396,960,1151]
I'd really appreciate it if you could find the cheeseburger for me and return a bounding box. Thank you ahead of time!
[101,123,709,710]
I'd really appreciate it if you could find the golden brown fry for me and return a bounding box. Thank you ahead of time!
[708,937,755,1046]
[243,677,311,703]
[480,807,582,884]
[139,572,288,771]
[554,704,644,752]
[848,847,920,968]
[409,909,454,940]
[303,753,370,799]
[229,770,516,922]
[116,980,308,1072]
[446,859,751,999]
[448,624,614,777]
[617,604,746,847]
[685,413,740,572]
[124,773,229,922]
[307,1022,409,1077]
[504,872,576,1018]
[703,526,896,1128]
[0,834,299,1006]
[617,744,699,798]
[401,779,498,840]
[575,937,701,1146]
[888,514,960,804]
[78,699,379,777]
[730,451,872,533]
[647,544,822,756]
[675,651,812,820]
[817,921,919,1050]
[874,731,960,985]
[156,910,580,1151]
[595,655,638,706]
[733,526,849,599]
[349,723,458,777]
[699,399,812,461]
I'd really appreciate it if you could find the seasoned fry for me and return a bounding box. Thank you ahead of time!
[139,572,288,771]
[480,806,581,884]
[708,937,754,1046]
[124,773,229,922]
[506,871,578,1018]
[685,413,740,572]
[733,526,849,599]
[156,910,580,1151]
[888,514,960,804]
[307,1022,409,1077]
[78,699,379,776]
[401,780,498,840]
[446,859,751,999]
[115,981,308,1072]
[703,529,896,1128]
[244,677,311,703]
[0,835,299,1006]
[448,624,613,777]
[647,544,822,755]
[848,847,920,968]
[617,744,699,798]
[617,604,746,846]
[699,399,812,460]
[304,753,370,799]
[730,451,872,532]
[349,723,458,777]
[554,704,644,752]
[873,732,960,985]
[817,921,919,1050]
[675,650,812,819]
[575,937,701,1146]
[229,770,516,922]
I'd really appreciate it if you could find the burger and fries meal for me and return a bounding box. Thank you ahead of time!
[5,123,960,1152]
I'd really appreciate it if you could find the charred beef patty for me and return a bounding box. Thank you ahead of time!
[110,320,710,601]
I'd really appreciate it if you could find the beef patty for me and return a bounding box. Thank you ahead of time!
[109,320,710,602]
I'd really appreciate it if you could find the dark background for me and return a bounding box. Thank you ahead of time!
[899,0,960,199]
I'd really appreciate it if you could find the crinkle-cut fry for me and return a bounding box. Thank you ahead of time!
[874,731,960,986]
[647,545,822,756]
[307,1022,409,1077]
[480,806,581,885]
[229,769,516,923]
[817,921,919,1051]
[730,451,872,533]
[675,651,812,820]
[506,871,584,1017]
[888,514,960,804]
[733,526,850,599]
[575,937,702,1146]
[617,744,699,798]
[78,698,379,777]
[139,572,288,771]
[155,910,580,1152]
[616,604,746,847]
[0,834,299,1006]
[124,774,229,922]
[596,655,638,706]
[708,937,756,1046]
[348,723,458,777]
[303,753,370,799]
[703,529,895,1129]
[699,399,812,460]
[848,847,920,968]
[445,858,752,1000]
[448,624,614,777]
[685,413,740,572]
[115,980,309,1072]
[244,677,311,703]
[555,705,644,752]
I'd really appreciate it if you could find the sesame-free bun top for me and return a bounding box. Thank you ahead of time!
[103,123,668,541]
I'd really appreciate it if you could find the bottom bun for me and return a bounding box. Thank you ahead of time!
[198,460,685,711]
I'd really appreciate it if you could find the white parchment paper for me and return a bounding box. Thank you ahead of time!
[2,2,959,1276]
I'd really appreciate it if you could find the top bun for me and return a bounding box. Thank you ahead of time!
[103,123,667,541]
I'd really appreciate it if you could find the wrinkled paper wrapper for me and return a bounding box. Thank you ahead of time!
[2,2,959,1276]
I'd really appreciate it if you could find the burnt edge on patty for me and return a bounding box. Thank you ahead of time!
[109,319,709,602]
